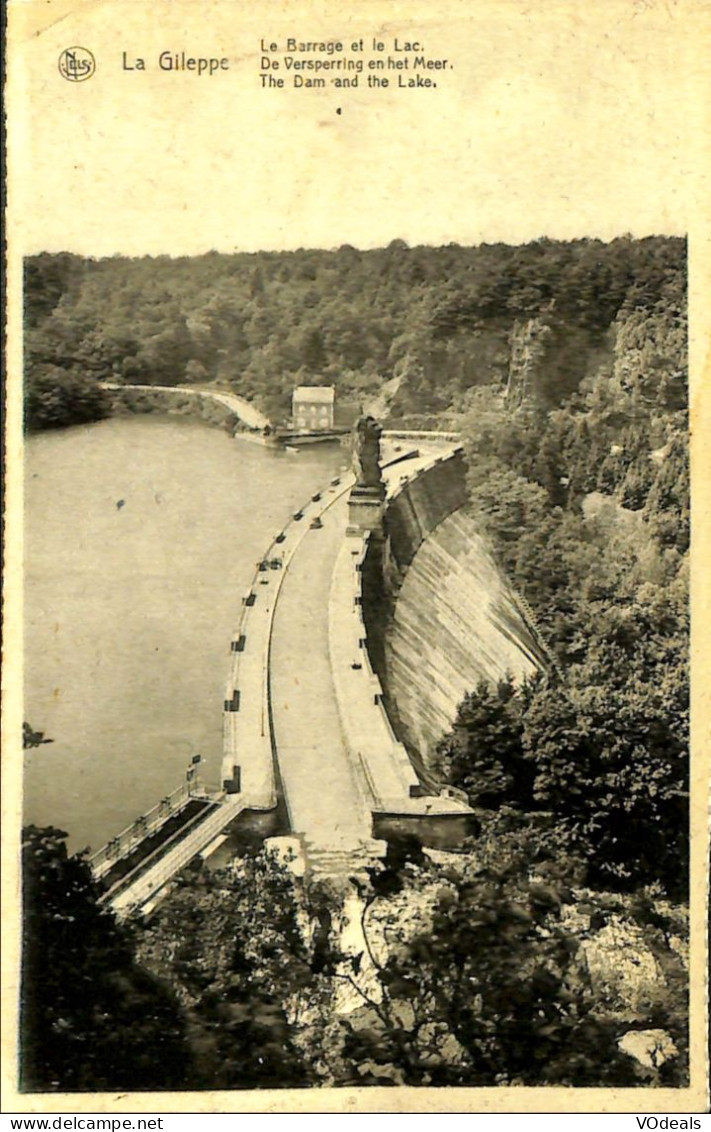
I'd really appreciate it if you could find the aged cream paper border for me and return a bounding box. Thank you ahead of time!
[2,0,709,1113]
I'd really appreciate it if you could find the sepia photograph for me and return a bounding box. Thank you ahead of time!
[18,234,692,1095]
[3,0,709,1115]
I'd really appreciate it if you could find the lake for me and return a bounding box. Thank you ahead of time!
[23,416,346,853]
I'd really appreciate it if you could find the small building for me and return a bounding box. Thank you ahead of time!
[292,385,335,431]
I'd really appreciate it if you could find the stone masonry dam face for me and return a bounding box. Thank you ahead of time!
[378,449,549,769]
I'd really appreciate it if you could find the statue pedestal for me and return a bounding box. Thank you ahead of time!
[347,484,385,536]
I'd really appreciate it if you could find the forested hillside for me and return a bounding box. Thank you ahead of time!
[24,236,684,428]
[435,273,688,900]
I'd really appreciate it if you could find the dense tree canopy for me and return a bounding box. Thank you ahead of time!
[20,826,190,1092]
[436,262,689,900]
[21,823,687,1090]
[136,845,686,1090]
[24,365,111,432]
[334,851,655,1087]
[136,850,318,1089]
[23,236,685,428]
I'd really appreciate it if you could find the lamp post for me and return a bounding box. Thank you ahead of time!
[186,753,203,796]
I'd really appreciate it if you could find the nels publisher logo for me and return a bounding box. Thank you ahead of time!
[58,46,96,82]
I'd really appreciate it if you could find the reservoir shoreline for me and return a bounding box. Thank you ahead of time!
[23,414,345,852]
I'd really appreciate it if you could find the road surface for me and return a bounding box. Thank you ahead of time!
[269,493,373,850]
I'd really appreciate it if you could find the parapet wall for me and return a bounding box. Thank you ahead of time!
[328,534,422,813]
[384,447,468,581]
[328,523,476,847]
[222,553,277,810]
[223,474,355,819]
[103,383,268,437]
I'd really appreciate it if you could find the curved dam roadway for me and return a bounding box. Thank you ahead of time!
[108,435,471,913]
[270,488,372,849]
[109,468,360,916]
[268,439,468,864]
[221,435,471,874]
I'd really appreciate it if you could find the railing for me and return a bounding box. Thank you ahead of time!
[89,781,195,878]
[99,381,269,431]
[509,588,560,676]
[109,798,248,918]
[382,430,462,442]
[100,799,220,903]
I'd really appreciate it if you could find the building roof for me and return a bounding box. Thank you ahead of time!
[293,385,335,404]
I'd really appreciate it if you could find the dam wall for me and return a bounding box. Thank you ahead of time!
[374,450,550,770]
[328,527,477,848]
[384,447,469,580]
[328,535,422,812]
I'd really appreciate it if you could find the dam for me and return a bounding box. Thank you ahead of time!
[87,410,547,916]
[380,447,551,767]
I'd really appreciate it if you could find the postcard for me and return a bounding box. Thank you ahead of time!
[3,0,709,1116]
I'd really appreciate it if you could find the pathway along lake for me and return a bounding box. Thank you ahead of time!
[24,416,346,853]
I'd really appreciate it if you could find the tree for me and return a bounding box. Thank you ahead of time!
[435,677,534,809]
[136,849,318,1089]
[184,358,209,384]
[466,464,550,566]
[331,851,653,1087]
[20,826,190,1091]
[522,675,688,897]
[24,366,111,432]
[297,326,327,373]
[23,254,83,328]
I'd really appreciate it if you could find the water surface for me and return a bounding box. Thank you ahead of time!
[24,416,345,852]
